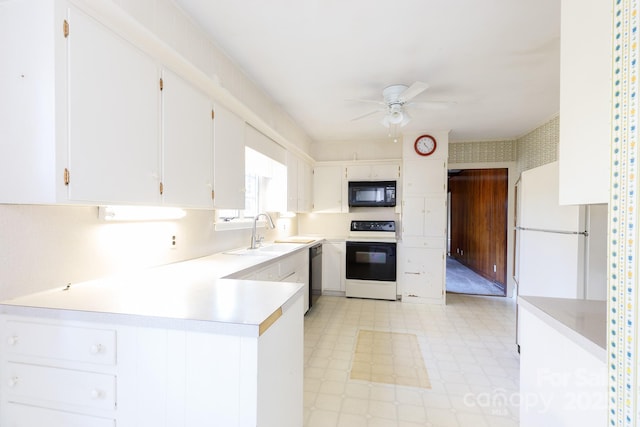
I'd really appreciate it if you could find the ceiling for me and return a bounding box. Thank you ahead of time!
[174,0,560,143]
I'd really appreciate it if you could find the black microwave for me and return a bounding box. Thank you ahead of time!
[348,181,396,207]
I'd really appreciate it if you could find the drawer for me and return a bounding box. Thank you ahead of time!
[3,402,115,427]
[4,321,116,365]
[4,362,116,411]
[279,251,307,279]
[255,263,280,281]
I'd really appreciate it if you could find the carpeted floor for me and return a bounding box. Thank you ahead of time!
[446,257,505,296]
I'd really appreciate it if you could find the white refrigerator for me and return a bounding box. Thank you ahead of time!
[515,161,607,300]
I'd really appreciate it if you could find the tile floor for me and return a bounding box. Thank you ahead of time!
[303,294,520,427]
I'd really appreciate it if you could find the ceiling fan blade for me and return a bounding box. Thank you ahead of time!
[406,100,456,110]
[398,82,429,103]
[345,98,386,105]
[351,108,385,121]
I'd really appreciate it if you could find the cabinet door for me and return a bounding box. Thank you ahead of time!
[0,1,63,204]
[346,164,372,180]
[298,160,312,212]
[286,151,299,212]
[67,7,160,204]
[346,163,399,181]
[403,159,446,196]
[287,155,312,213]
[399,245,444,301]
[213,104,245,209]
[402,196,446,238]
[371,163,400,180]
[402,197,425,237]
[558,0,612,204]
[162,69,213,208]
[424,195,447,237]
[313,165,345,213]
[321,241,345,292]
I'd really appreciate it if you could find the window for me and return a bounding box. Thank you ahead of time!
[217,147,286,224]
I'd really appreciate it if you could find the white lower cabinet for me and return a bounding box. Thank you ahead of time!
[0,320,118,425]
[398,242,445,303]
[519,306,606,427]
[226,250,310,313]
[5,403,115,427]
[321,240,345,294]
[0,296,303,427]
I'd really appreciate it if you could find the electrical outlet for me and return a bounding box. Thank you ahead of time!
[170,235,177,249]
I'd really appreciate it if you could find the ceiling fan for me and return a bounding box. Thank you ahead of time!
[351,82,449,130]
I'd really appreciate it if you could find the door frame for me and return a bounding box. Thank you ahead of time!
[447,161,518,297]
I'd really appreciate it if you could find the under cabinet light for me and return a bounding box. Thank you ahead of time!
[98,206,187,221]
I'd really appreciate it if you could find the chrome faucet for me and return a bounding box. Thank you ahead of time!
[250,212,276,249]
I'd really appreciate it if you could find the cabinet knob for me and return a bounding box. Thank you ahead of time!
[7,377,18,388]
[91,389,104,399]
[90,344,103,354]
[6,336,18,346]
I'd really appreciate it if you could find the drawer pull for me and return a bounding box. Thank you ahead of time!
[90,389,105,399]
[7,377,18,388]
[90,344,103,355]
[6,336,18,346]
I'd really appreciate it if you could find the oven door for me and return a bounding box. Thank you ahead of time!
[345,241,396,282]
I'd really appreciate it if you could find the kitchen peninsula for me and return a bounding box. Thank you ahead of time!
[518,296,607,427]
[0,244,314,427]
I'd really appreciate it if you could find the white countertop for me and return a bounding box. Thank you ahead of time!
[518,295,606,360]
[0,239,323,337]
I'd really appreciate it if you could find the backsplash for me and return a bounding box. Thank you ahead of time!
[0,205,294,300]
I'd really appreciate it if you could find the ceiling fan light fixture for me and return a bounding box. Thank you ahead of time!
[388,110,404,125]
[382,103,408,127]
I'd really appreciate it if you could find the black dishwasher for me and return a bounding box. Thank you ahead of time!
[308,244,322,312]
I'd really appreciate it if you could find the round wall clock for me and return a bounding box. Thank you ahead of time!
[414,134,437,156]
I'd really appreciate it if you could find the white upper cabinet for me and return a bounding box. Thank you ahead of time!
[0,1,71,203]
[0,2,162,205]
[67,6,161,205]
[298,159,313,212]
[212,104,245,209]
[402,159,446,196]
[558,0,612,205]
[287,152,312,213]
[161,69,213,208]
[346,163,400,181]
[313,165,347,213]
[287,152,299,212]
[402,196,447,238]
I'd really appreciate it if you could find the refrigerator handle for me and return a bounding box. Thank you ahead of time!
[515,226,588,236]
